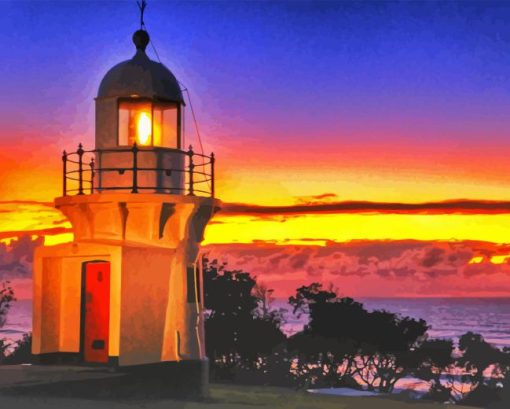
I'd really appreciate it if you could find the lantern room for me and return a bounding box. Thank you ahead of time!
[96,30,184,150]
[88,29,193,194]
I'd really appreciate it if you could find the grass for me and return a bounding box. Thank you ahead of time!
[0,380,476,409]
[206,384,475,409]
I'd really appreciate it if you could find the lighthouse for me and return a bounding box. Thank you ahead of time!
[32,25,218,395]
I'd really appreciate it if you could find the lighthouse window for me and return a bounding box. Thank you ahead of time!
[118,100,179,149]
[153,103,179,149]
[118,100,153,146]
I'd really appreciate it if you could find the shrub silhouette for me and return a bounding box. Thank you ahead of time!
[204,272,508,404]
[3,332,32,365]
[203,258,287,384]
[0,281,15,329]
[287,283,428,392]
[415,339,455,401]
[0,281,15,363]
[452,332,506,405]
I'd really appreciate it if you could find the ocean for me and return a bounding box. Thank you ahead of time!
[2,298,510,348]
[277,297,510,348]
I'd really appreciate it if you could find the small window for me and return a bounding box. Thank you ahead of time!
[153,104,179,148]
[118,100,152,146]
[118,99,180,148]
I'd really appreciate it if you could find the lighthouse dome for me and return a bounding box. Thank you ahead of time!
[97,30,184,104]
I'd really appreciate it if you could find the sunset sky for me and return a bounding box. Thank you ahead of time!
[3,1,510,298]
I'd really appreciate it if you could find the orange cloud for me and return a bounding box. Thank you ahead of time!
[204,240,510,297]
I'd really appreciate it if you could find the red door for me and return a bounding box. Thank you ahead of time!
[83,261,110,363]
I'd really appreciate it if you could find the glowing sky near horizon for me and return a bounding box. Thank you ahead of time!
[3,0,510,283]
[2,1,510,202]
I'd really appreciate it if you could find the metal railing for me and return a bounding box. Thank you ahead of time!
[62,143,215,197]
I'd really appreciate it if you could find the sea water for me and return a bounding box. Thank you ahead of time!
[2,298,510,348]
[276,297,510,348]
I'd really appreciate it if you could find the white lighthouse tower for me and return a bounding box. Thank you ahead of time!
[32,25,219,396]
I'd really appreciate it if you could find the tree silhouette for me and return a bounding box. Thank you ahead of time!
[288,284,361,388]
[203,258,286,383]
[205,266,510,401]
[415,339,455,402]
[0,281,15,362]
[287,282,429,392]
[289,282,337,317]
[3,332,32,365]
[451,332,505,405]
[350,310,428,392]
[0,281,15,329]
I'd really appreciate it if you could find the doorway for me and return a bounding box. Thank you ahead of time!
[81,261,110,363]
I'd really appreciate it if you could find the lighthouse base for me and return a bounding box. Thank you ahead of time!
[33,194,219,369]
[118,359,209,398]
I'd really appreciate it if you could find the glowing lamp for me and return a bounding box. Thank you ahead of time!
[137,112,151,145]
[118,99,180,148]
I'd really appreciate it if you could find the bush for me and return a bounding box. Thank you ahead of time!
[204,263,510,406]
[203,259,286,383]
[3,333,33,365]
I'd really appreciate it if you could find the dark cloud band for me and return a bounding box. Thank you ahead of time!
[221,200,510,216]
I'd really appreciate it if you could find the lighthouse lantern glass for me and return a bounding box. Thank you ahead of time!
[118,100,153,146]
[118,100,179,148]
[153,103,179,148]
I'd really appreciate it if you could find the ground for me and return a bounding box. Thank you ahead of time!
[0,365,474,409]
